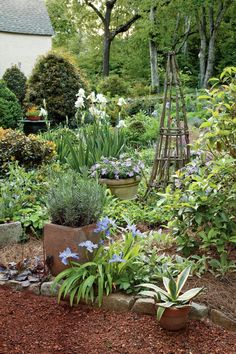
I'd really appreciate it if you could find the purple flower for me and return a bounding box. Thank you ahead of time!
[59,247,79,265]
[128,171,134,177]
[109,253,126,263]
[78,240,98,253]
[101,168,107,175]
[95,217,116,236]
[126,224,143,237]
[133,166,140,174]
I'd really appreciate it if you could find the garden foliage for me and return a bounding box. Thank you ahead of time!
[2,65,27,104]
[0,81,23,129]
[0,128,55,172]
[47,171,106,227]
[25,54,87,124]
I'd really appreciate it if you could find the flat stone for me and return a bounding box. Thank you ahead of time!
[99,293,135,312]
[210,309,236,332]
[131,298,156,316]
[21,280,31,288]
[28,283,40,295]
[189,302,209,320]
[7,280,23,291]
[0,222,22,247]
[41,281,60,297]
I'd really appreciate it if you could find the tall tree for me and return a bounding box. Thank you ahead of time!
[149,5,159,93]
[196,0,231,87]
[79,0,141,76]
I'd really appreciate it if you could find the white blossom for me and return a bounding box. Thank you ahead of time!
[96,93,107,104]
[87,91,97,103]
[116,120,127,128]
[77,88,85,98]
[39,108,47,117]
[89,106,100,117]
[75,96,85,109]
[117,97,126,107]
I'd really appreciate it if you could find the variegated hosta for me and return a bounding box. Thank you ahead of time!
[138,266,203,320]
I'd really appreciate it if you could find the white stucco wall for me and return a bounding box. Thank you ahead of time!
[0,32,52,77]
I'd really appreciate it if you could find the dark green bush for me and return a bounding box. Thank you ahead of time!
[25,53,87,124]
[0,81,23,128]
[97,75,128,97]
[2,65,27,104]
[47,172,106,227]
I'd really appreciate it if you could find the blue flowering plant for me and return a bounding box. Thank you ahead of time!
[53,217,144,306]
[90,156,144,180]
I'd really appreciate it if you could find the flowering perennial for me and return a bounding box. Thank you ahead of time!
[91,156,144,180]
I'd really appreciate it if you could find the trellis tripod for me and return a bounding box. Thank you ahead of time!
[145,52,190,196]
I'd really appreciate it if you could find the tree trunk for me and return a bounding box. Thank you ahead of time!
[103,35,111,76]
[203,32,216,87]
[149,40,159,93]
[149,6,159,93]
[198,6,207,88]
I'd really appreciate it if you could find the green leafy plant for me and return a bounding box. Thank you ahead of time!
[0,128,55,172]
[91,156,144,179]
[47,171,106,227]
[0,163,49,230]
[0,80,23,128]
[138,266,203,320]
[53,219,142,306]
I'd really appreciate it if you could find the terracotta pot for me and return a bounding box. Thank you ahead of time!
[26,115,41,121]
[158,306,191,331]
[43,223,100,276]
[99,177,141,200]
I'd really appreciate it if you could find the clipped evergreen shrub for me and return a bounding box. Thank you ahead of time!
[0,81,23,129]
[25,53,87,124]
[0,128,56,171]
[97,75,128,97]
[2,65,27,104]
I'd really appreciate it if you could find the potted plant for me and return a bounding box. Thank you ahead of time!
[44,171,106,276]
[26,105,41,121]
[138,267,203,331]
[90,156,144,200]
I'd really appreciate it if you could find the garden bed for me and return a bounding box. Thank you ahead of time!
[0,286,235,354]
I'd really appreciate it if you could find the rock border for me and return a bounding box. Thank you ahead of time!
[0,280,235,332]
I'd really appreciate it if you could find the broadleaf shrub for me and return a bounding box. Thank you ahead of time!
[2,65,27,104]
[0,81,23,128]
[25,53,87,124]
[97,75,128,97]
[0,128,55,172]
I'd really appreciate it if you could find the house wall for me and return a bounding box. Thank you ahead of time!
[0,32,52,77]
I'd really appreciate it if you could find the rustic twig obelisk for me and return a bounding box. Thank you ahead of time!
[146,52,190,194]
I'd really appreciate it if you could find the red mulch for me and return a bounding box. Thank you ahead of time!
[0,287,235,354]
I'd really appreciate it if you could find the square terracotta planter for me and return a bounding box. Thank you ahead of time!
[44,223,100,276]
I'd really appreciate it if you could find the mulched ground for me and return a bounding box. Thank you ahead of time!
[0,287,235,354]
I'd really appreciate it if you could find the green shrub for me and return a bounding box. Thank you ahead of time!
[25,53,87,124]
[126,96,159,116]
[0,163,49,230]
[2,65,27,104]
[0,128,55,172]
[0,81,23,128]
[97,75,128,97]
[124,112,159,146]
[47,172,106,227]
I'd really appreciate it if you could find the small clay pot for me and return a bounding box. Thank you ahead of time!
[158,306,191,331]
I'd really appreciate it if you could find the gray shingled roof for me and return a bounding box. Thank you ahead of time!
[0,0,54,36]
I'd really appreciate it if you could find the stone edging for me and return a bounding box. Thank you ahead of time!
[1,280,235,332]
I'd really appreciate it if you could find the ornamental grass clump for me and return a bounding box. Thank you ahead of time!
[47,172,106,227]
[90,156,144,179]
